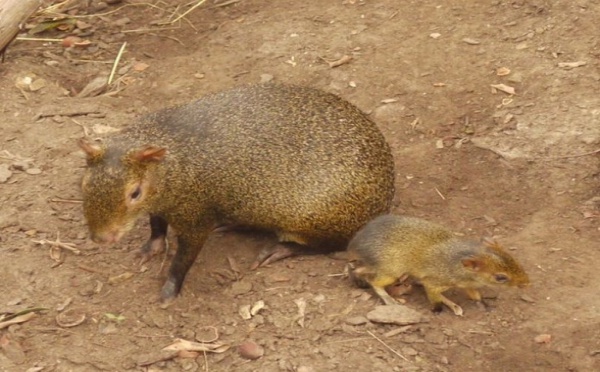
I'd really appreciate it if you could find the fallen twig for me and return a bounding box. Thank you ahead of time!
[366,330,409,362]
[33,232,81,255]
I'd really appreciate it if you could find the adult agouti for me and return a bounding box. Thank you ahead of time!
[347,214,529,316]
[78,83,395,300]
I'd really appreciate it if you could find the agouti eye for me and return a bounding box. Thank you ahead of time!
[494,274,509,283]
[130,186,142,201]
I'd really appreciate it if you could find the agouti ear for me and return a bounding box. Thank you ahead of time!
[131,145,167,163]
[462,257,486,271]
[78,137,105,160]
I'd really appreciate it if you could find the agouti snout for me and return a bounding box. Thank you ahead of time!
[79,83,395,301]
[348,214,529,316]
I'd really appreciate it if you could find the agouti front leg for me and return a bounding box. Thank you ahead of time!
[160,231,208,300]
[424,285,464,316]
[139,215,168,264]
[464,288,490,311]
[370,274,403,306]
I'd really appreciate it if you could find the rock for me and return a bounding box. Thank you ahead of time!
[345,316,369,325]
[238,341,264,360]
[0,164,12,183]
[366,305,427,325]
[260,74,273,83]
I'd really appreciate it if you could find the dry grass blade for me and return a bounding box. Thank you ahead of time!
[108,41,127,86]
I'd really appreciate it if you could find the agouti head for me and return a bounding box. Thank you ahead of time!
[460,239,530,289]
[78,138,167,244]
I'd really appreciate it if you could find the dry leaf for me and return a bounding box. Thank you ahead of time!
[163,338,230,353]
[0,312,37,330]
[250,300,265,316]
[108,272,134,285]
[92,124,120,134]
[56,309,85,328]
[294,298,307,327]
[557,61,586,69]
[133,62,150,72]
[496,67,511,76]
[490,83,516,95]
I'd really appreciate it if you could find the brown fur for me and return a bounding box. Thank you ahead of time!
[348,214,529,315]
[79,83,395,299]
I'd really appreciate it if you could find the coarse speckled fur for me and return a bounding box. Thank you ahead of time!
[79,83,395,299]
[348,215,529,315]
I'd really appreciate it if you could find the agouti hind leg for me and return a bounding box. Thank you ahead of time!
[161,232,208,300]
[424,286,464,316]
[138,215,168,264]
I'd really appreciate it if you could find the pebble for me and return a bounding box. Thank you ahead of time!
[25,168,42,175]
[366,305,427,325]
[238,341,264,360]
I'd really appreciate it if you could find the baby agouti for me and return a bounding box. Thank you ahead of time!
[78,83,395,300]
[347,214,529,316]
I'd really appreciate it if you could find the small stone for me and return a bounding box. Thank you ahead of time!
[462,38,480,45]
[401,347,418,356]
[297,367,316,372]
[29,79,47,92]
[534,334,552,344]
[113,17,131,26]
[520,294,535,303]
[345,316,369,326]
[230,281,253,296]
[238,341,264,360]
[366,305,427,325]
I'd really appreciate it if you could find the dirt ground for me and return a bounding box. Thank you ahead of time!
[1,0,599,371]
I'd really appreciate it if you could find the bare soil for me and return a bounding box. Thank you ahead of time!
[1,0,599,371]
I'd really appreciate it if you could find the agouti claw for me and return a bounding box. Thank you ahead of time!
[160,278,180,301]
[251,244,296,270]
[443,301,464,316]
[138,237,167,264]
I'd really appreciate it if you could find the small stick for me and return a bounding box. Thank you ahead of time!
[169,0,208,24]
[158,239,170,274]
[434,187,446,200]
[366,330,409,362]
[326,337,373,344]
[212,0,242,8]
[15,37,63,42]
[77,264,106,276]
[534,148,600,160]
[32,236,81,255]
[467,330,494,335]
[71,118,90,137]
[48,198,83,204]
[108,42,127,86]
